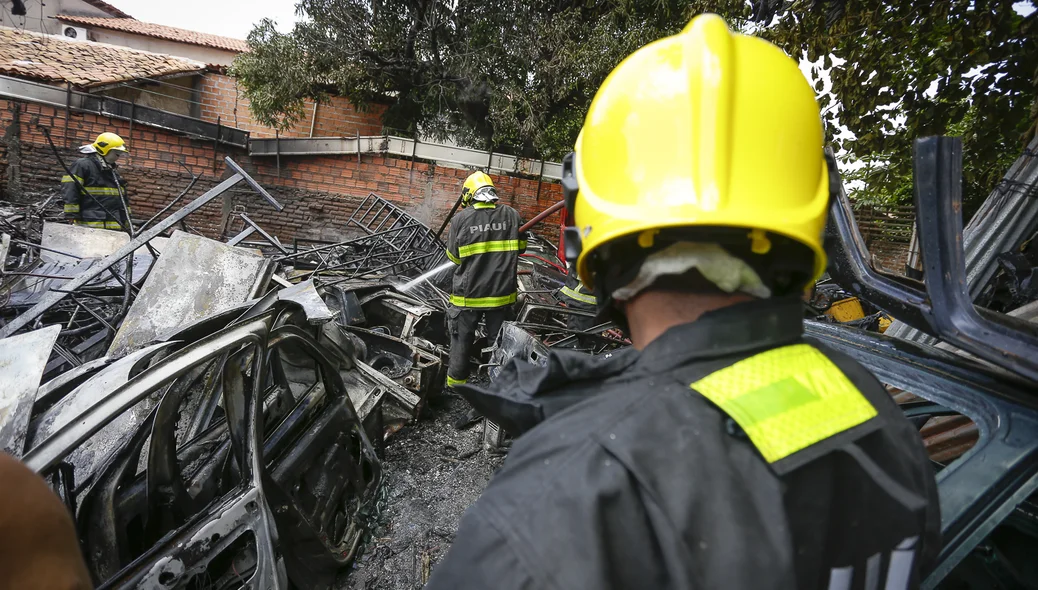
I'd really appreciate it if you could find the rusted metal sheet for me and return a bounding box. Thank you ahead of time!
[0,233,9,272]
[278,279,335,324]
[891,389,980,464]
[26,342,177,481]
[40,222,170,264]
[40,223,129,263]
[919,415,979,464]
[5,255,153,307]
[0,324,60,455]
[107,230,272,357]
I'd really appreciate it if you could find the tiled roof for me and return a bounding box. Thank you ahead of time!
[0,27,206,88]
[80,0,133,19]
[55,15,249,53]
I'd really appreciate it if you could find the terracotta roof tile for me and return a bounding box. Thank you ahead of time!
[0,27,206,88]
[56,15,248,53]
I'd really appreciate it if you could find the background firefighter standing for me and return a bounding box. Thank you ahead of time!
[443,171,527,391]
[61,132,131,231]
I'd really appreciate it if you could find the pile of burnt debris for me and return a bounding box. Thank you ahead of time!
[0,157,623,589]
[3,136,1038,589]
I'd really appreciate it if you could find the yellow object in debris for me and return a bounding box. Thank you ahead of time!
[826,297,865,323]
[877,315,892,333]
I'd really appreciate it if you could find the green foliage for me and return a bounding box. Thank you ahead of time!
[231,0,749,157]
[233,0,1037,208]
[230,19,325,130]
[766,1,1037,208]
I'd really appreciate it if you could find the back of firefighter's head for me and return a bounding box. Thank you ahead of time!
[93,132,129,164]
[461,171,498,206]
[564,14,828,313]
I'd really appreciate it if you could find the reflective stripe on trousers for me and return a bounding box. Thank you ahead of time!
[449,292,517,308]
[73,220,123,230]
[446,375,468,387]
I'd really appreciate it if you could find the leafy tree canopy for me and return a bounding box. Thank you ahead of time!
[765,1,1036,210]
[232,0,1037,207]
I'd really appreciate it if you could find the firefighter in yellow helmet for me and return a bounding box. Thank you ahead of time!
[428,15,940,589]
[444,170,527,426]
[61,132,131,230]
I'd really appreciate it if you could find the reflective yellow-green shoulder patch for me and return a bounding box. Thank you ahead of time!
[691,344,877,463]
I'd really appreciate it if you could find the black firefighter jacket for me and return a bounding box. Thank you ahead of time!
[558,272,595,310]
[61,155,129,230]
[446,202,526,308]
[426,298,942,590]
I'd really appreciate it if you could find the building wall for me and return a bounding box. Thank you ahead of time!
[0,97,564,247]
[10,0,113,36]
[198,74,386,139]
[80,29,239,66]
[0,94,909,276]
[99,74,200,117]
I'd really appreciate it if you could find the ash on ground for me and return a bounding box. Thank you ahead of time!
[338,390,506,590]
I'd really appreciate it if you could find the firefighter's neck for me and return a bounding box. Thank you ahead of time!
[624,289,753,350]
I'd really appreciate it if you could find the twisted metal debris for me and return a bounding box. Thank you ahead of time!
[0,159,460,589]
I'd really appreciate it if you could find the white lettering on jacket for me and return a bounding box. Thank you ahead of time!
[469,223,506,234]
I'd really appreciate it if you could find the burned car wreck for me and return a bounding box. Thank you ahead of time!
[25,296,384,589]
[0,161,456,589]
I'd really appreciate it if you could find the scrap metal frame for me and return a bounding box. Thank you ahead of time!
[344,193,447,272]
[824,140,1038,383]
[227,213,289,254]
[824,136,1038,586]
[806,321,1038,588]
[24,299,386,588]
[0,157,284,339]
[280,225,442,281]
[23,314,287,588]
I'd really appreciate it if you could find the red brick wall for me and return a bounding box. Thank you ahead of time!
[197,73,386,139]
[244,154,563,229]
[0,98,565,247]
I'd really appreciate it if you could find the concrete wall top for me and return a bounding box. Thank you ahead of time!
[86,30,239,66]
